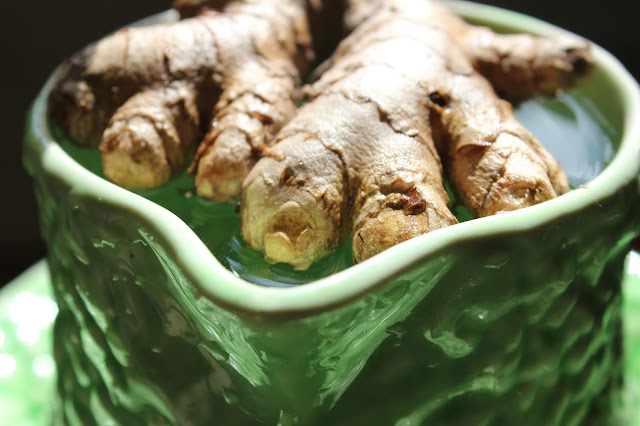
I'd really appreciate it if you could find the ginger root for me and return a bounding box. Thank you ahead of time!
[50,0,593,269]
[51,0,313,199]
[240,0,591,268]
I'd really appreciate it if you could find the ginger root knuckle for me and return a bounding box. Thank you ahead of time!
[244,190,338,267]
[193,128,255,201]
[353,204,457,263]
[456,132,565,216]
[241,134,346,266]
[100,116,172,190]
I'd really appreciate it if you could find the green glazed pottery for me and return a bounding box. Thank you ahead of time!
[3,255,640,424]
[23,2,640,425]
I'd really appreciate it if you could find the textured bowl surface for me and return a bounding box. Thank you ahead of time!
[23,2,640,425]
[1,256,640,424]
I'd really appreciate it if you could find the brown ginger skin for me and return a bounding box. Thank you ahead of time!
[461,28,593,101]
[242,91,458,269]
[174,0,347,58]
[100,82,201,189]
[241,0,589,267]
[51,0,313,197]
[340,0,593,101]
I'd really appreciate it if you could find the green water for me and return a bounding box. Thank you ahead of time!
[52,92,615,286]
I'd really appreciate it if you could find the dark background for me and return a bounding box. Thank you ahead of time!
[0,0,637,286]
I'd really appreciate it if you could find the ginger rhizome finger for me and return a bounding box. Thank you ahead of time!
[189,0,309,200]
[51,0,313,196]
[428,74,570,217]
[460,27,593,100]
[241,0,584,267]
[101,82,200,189]
[338,0,593,101]
[175,0,348,62]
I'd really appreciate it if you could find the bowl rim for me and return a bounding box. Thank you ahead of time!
[27,1,640,317]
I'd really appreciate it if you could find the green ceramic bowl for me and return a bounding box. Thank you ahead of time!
[24,2,640,425]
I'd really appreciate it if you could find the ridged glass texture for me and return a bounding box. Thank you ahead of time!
[26,163,640,425]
